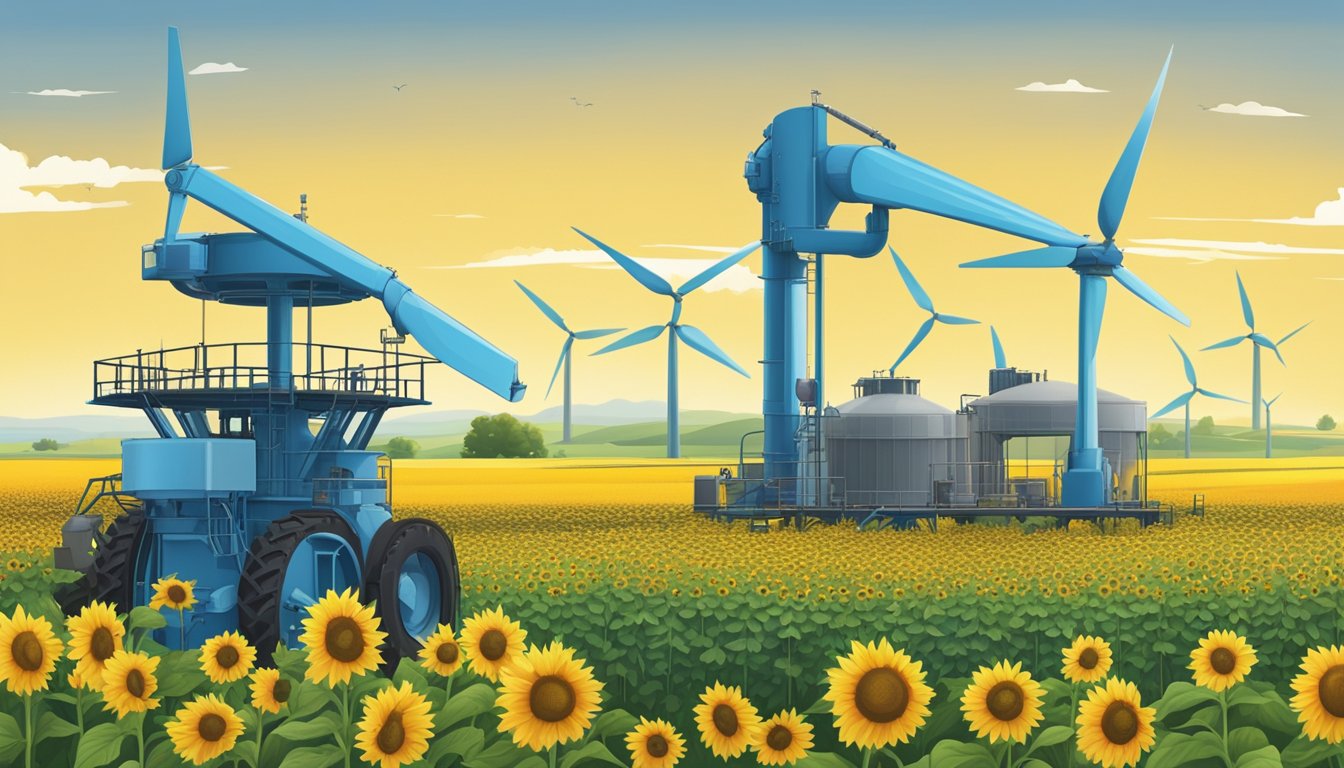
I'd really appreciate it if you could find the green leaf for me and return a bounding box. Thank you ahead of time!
[558,740,626,768]
[793,753,859,767]
[75,722,130,768]
[1023,725,1073,755]
[1234,745,1283,768]
[426,725,485,765]
[1146,731,1227,768]
[232,737,259,768]
[437,683,498,731]
[1155,682,1220,723]
[126,606,168,633]
[268,717,335,744]
[35,709,81,744]
[0,713,20,766]
[280,744,346,768]
[1228,727,1272,762]
[925,739,998,768]
[462,738,528,768]
[587,708,638,741]
[1280,735,1344,767]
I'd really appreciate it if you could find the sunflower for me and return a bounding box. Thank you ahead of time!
[354,681,434,768]
[65,601,125,687]
[1076,678,1157,768]
[418,623,463,677]
[200,631,257,684]
[960,661,1045,744]
[824,638,935,749]
[1190,630,1257,692]
[166,694,245,766]
[100,650,161,717]
[459,606,527,682]
[248,667,292,715]
[1291,645,1344,743]
[751,709,814,766]
[1062,635,1113,684]
[496,642,604,751]
[149,576,197,611]
[0,605,64,695]
[626,717,685,768]
[692,682,763,758]
[297,588,386,686]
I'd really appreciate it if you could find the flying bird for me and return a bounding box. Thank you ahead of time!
[393,84,407,92]
[570,96,593,107]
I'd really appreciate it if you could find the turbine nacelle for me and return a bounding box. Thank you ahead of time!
[1071,241,1124,270]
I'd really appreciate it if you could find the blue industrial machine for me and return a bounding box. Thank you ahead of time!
[57,28,525,667]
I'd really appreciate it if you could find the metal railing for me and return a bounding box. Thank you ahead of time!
[312,476,388,507]
[93,342,436,400]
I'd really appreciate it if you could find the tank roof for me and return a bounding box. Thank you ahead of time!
[836,393,954,417]
[968,379,1139,408]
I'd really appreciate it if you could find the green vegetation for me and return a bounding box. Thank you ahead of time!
[30,438,59,451]
[1191,415,1215,436]
[1319,414,1336,431]
[460,413,547,458]
[385,435,420,459]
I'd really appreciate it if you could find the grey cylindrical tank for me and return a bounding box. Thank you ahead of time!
[825,394,967,507]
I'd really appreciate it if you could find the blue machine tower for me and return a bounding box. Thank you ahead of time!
[59,28,525,668]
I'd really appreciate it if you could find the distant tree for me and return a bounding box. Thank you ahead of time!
[31,438,59,452]
[1148,424,1173,448]
[1192,416,1215,436]
[460,414,548,458]
[386,436,420,459]
[1319,414,1337,432]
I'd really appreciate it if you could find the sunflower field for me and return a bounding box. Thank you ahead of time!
[0,458,1343,766]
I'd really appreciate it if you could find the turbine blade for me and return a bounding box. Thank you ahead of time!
[1201,335,1247,352]
[1169,335,1197,388]
[546,337,574,399]
[1152,390,1195,420]
[1235,271,1255,330]
[571,228,675,296]
[1097,48,1172,240]
[991,326,1007,369]
[1249,333,1285,365]
[675,325,749,377]
[960,246,1078,269]
[163,27,193,169]
[1112,265,1190,326]
[572,327,624,340]
[1277,321,1311,346]
[890,317,936,374]
[1196,388,1247,405]
[935,313,979,326]
[676,241,761,295]
[889,247,933,313]
[1267,392,1283,408]
[514,280,569,333]
[164,191,188,243]
[591,324,666,355]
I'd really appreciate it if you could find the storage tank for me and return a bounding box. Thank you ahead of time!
[825,390,967,507]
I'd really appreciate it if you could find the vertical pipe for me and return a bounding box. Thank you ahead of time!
[562,350,572,444]
[267,293,294,388]
[1251,344,1262,430]
[814,254,824,408]
[667,330,679,458]
[306,282,314,379]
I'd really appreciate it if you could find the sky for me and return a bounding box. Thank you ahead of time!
[1,0,1341,426]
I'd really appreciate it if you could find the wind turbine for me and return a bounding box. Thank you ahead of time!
[572,229,761,458]
[514,281,623,443]
[1152,337,1245,459]
[1201,271,1308,429]
[1264,393,1282,458]
[990,327,1007,369]
[887,247,978,373]
[961,50,1189,505]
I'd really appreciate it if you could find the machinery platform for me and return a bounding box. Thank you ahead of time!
[704,502,1174,530]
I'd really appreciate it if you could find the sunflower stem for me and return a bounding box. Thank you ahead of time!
[548,745,557,768]
[136,710,145,767]
[22,693,32,768]
[861,748,873,768]
[255,709,265,767]
[1219,690,1231,767]
[1005,741,1012,768]
[75,685,83,737]
[341,681,352,768]
[178,607,186,650]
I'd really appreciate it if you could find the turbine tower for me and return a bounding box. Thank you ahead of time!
[514,281,622,443]
[572,229,761,458]
[887,247,979,373]
[1201,271,1309,430]
[1264,393,1282,458]
[1152,337,1244,459]
[961,50,1189,505]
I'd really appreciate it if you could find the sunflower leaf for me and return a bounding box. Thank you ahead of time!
[127,606,168,633]
[1145,730,1226,768]
[1233,745,1283,768]
[426,725,484,764]
[437,683,498,731]
[558,740,625,768]
[34,710,80,744]
[74,722,129,768]
[0,713,19,766]
[793,753,858,767]
[586,708,637,741]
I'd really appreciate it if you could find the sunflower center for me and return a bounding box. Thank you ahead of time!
[1210,648,1237,675]
[11,631,44,672]
[479,629,507,661]
[198,714,227,742]
[126,669,146,698]
[855,667,910,723]
[216,645,240,669]
[1101,701,1139,744]
[167,585,187,604]
[376,710,405,754]
[766,724,793,751]
[646,734,669,758]
[530,675,577,723]
[712,703,739,736]
[1078,648,1099,670]
[273,679,292,704]
[436,641,460,665]
[325,617,366,663]
[1318,666,1344,717]
[986,682,1024,721]
[90,627,116,662]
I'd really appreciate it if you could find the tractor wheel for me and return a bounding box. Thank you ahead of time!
[363,518,459,673]
[239,510,363,667]
[57,512,147,616]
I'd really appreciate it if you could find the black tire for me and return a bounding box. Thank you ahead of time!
[238,510,362,667]
[57,513,147,616]
[363,518,460,673]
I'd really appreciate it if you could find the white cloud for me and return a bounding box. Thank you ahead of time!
[434,213,485,219]
[189,62,247,75]
[0,143,163,214]
[1158,189,1344,227]
[1016,79,1108,93]
[23,89,116,97]
[435,247,760,293]
[1129,238,1344,255]
[1205,101,1305,117]
[1122,246,1284,264]
[644,244,740,254]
